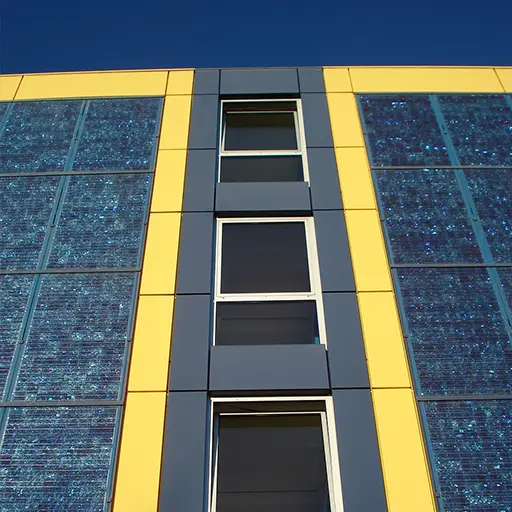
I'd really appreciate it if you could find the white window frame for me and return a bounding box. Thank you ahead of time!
[207,396,345,512]
[213,217,327,346]
[218,98,310,183]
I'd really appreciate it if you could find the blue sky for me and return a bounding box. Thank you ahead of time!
[0,0,510,74]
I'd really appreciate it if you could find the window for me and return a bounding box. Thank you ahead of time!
[219,100,308,183]
[214,218,325,346]
[209,398,343,512]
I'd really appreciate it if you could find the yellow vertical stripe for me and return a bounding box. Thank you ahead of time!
[0,76,22,100]
[113,70,193,512]
[113,392,167,512]
[324,66,436,511]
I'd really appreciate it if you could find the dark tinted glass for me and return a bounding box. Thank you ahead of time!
[221,223,310,294]
[224,112,297,151]
[220,155,303,182]
[216,414,331,512]
[216,301,318,345]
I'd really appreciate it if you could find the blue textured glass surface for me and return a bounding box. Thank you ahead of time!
[0,275,33,398]
[13,273,137,401]
[0,176,60,270]
[0,101,82,172]
[465,169,512,263]
[498,269,512,311]
[0,406,117,511]
[439,95,512,166]
[359,95,450,167]
[424,400,512,512]
[376,170,481,263]
[397,268,512,395]
[72,98,161,171]
[47,174,151,268]
[0,103,8,124]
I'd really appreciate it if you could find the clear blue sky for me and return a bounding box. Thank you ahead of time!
[1,0,510,74]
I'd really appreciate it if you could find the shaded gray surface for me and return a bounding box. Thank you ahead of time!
[209,344,330,392]
[333,389,388,512]
[188,95,219,150]
[302,93,334,148]
[298,68,326,94]
[175,213,214,295]
[169,295,211,391]
[307,148,343,210]
[215,182,311,215]
[183,149,217,212]
[220,69,299,95]
[193,69,220,95]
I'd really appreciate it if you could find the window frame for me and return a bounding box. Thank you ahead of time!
[213,217,327,346]
[207,396,345,512]
[218,98,310,183]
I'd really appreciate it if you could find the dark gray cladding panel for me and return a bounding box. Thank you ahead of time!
[301,93,334,148]
[323,292,370,388]
[314,210,355,292]
[209,344,329,392]
[193,69,220,95]
[220,68,299,95]
[333,389,388,512]
[169,295,211,391]
[307,147,344,210]
[298,68,326,93]
[175,213,214,295]
[183,149,217,212]
[188,94,219,150]
[215,182,311,215]
[159,392,209,512]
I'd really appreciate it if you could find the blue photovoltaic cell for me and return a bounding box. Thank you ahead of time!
[72,98,161,171]
[359,95,450,167]
[0,103,9,124]
[376,170,481,263]
[439,95,512,166]
[397,268,512,395]
[465,169,512,263]
[0,100,82,172]
[423,400,512,512]
[0,406,118,511]
[47,174,151,268]
[12,273,137,401]
[0,176,60,270]
[0,275,33,398]
[498,269,512,311]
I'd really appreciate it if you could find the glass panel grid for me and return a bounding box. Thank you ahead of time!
[0,101,82,173]
[0,406,118,511]
[72,98,161,172]
[423,400,512,512]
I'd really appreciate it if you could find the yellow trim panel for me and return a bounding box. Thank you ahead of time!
[128,296,175,392]
[14,71,168,100]
[325,93,364,147]
[166,70,194,95]
[323,68,352,93]
[373,389,436,512]
[151,150,187,213]
[495,68,512,92]
[0,75,22,101]
[349,67,505,93]
[113,392,167,512]
[159,95,193,150]
[139,213,181,295]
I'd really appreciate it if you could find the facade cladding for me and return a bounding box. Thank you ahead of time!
[0,67,511,512]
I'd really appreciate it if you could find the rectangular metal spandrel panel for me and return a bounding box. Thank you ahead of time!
[298,68,326,94]
[193,69,220,95]
[333,389,387,512]
[220,155,304,183]
[182,149,217,212]
[307,148,343,210]
[188,95,219,150]
[209,344,329,392]
[220,69,299,96]
[301,93,334,148]
[159,392,208,512]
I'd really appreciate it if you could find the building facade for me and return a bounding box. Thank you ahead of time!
[0,66,511,511]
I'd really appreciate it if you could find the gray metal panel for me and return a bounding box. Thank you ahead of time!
[188,95,219,150]
[183,149,217,212]
[209,344,329,392]
[176,213,214,295]
[333,389,388,512]
[302,93,334,148]
[169,295,211,391]
[298,68,326,93]
[220,68,299,95]
[314,210,355,292]
[307,147,343,210]
[215,182,311,215]
[159,392,208,512]
[323,293,369,388]
[193,69,220,95]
